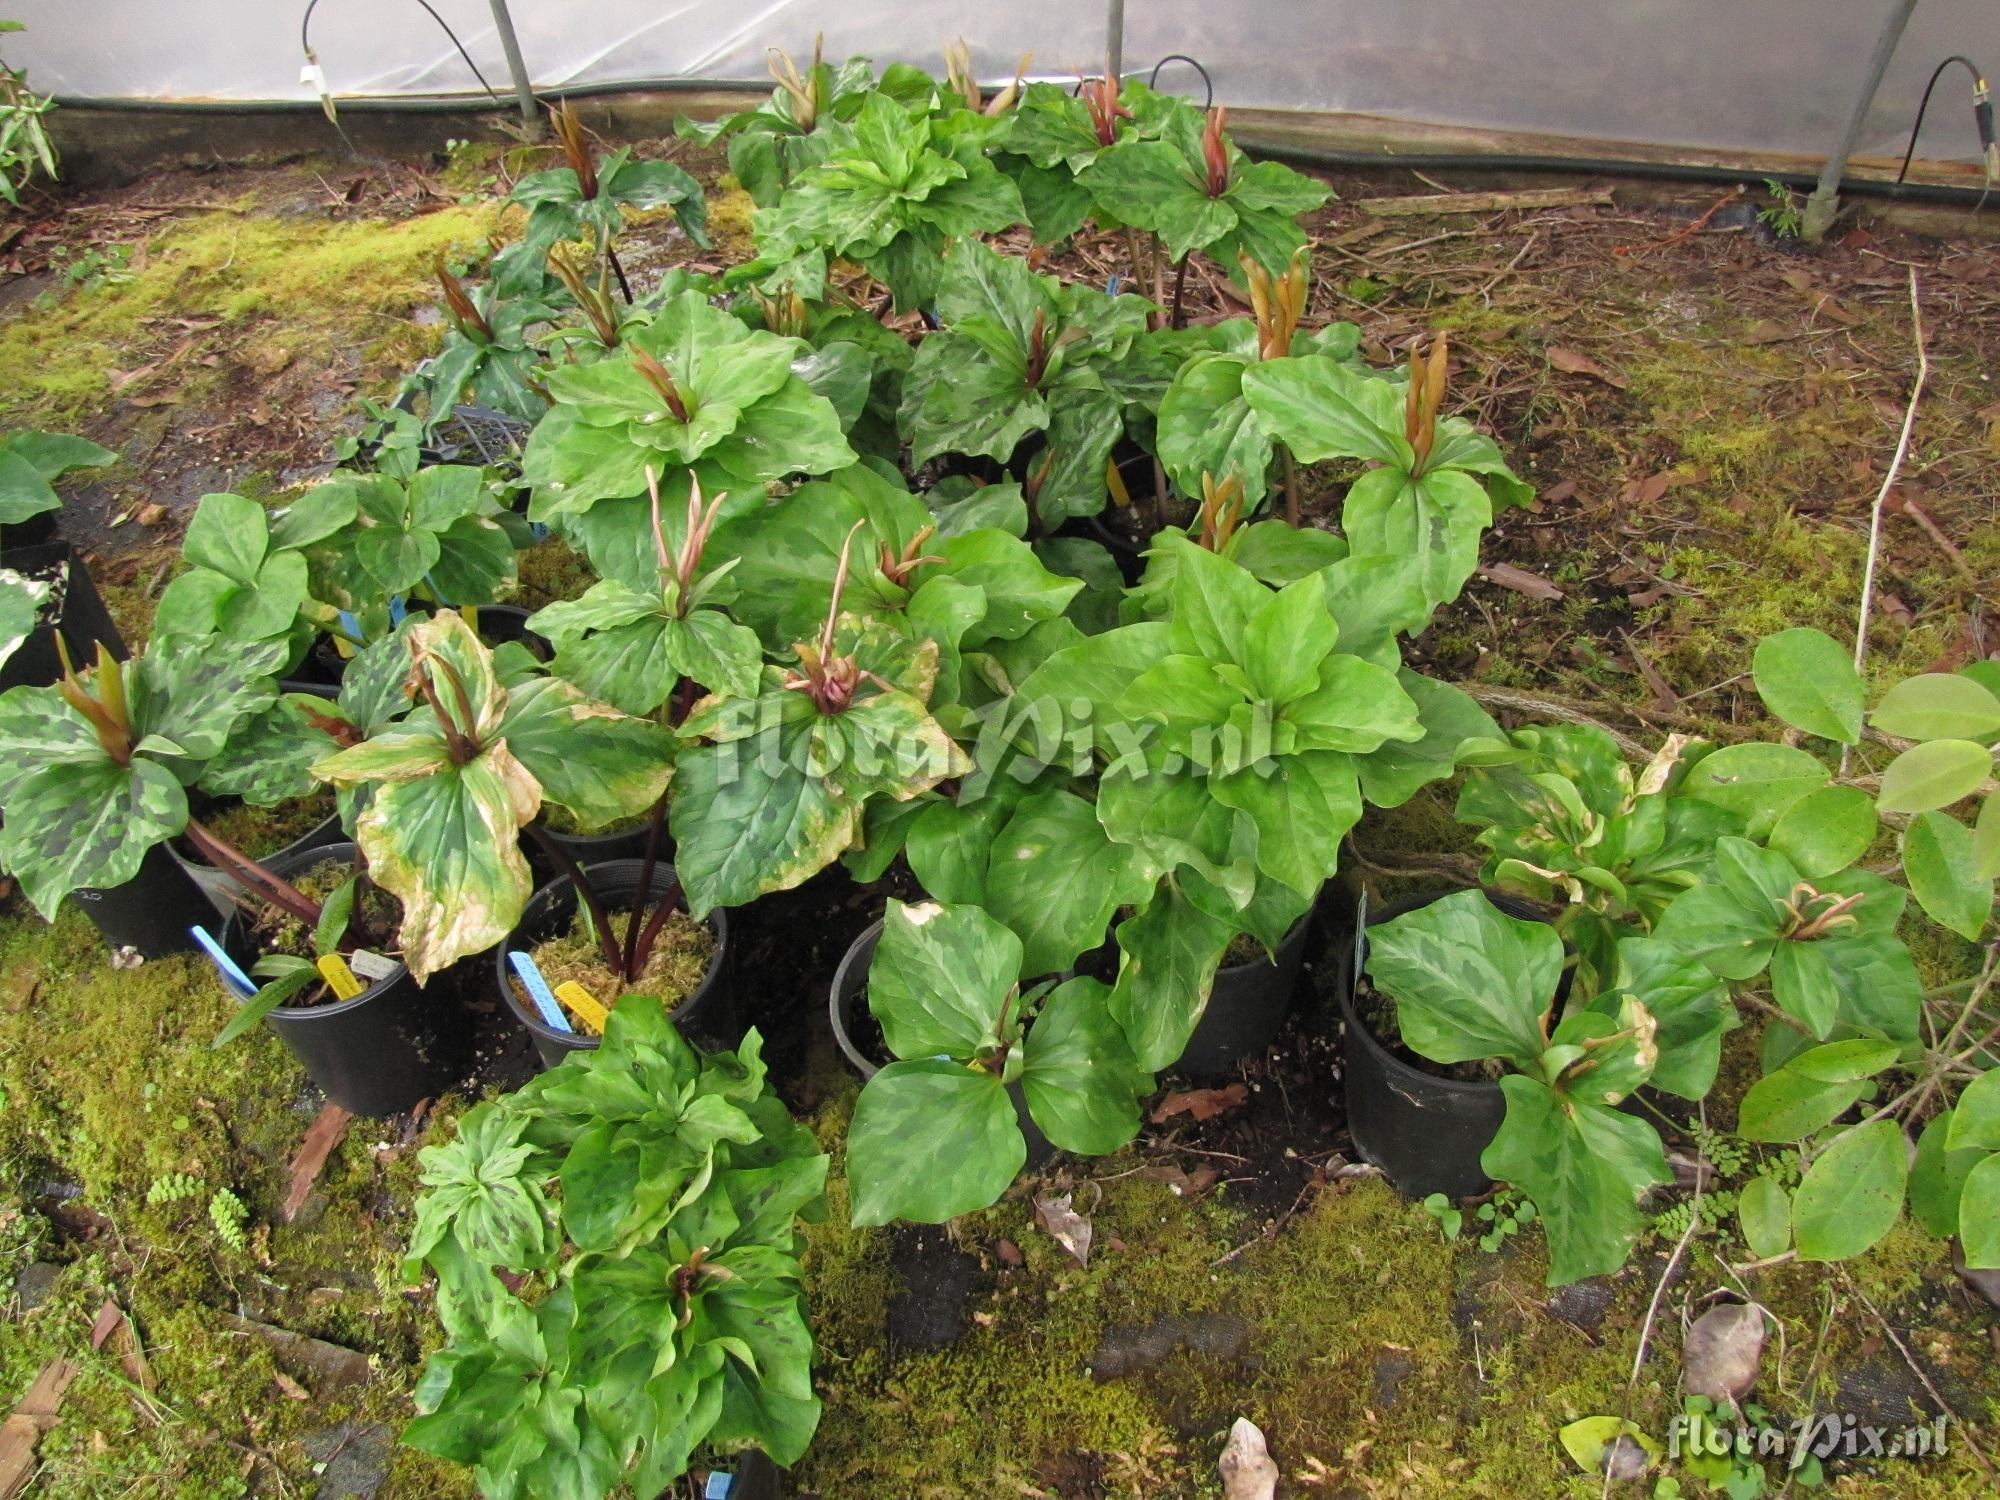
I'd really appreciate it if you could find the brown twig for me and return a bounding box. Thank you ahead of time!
[1848,269,1927,775]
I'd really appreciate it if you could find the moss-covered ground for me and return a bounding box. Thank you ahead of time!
[2,124,1996,1499]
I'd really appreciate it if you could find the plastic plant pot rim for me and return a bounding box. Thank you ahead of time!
[496,859,728,1050]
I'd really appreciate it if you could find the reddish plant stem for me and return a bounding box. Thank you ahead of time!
[623,789,671,979]
[1169,255,1190,331]
[630,874,687,976]
[183,820,322,927]
[607,246,634,304]
[1280,444,1301,528]
[624,674,695,974]
[522,822,624,974]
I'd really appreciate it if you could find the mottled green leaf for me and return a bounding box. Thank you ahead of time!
[847,1060,1021,1225]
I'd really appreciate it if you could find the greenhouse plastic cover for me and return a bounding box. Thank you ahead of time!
[11,1,2000,164]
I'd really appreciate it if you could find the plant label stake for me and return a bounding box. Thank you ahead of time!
[348,949,398,983]
[315,954,366,1001]
[508,950,573,1033]
[554,981,609,1034]
[190,926,257,1001]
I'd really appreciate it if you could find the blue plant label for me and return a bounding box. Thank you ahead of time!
[190,926,257,1001]
[508,950,573,1032]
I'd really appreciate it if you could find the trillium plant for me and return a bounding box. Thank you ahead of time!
[1363,890,1692,1285]
[404,1002,827,1498]
[313,610,675,981]
[845,900,1148,1225]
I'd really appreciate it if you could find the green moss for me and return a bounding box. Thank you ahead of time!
[201,792,336,859]
[513,536,595,609]
[708,181,758,255]
[0,199,505,428]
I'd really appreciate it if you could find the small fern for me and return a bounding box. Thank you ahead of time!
[208,1188,249,1252]
[145,1172,203,1207]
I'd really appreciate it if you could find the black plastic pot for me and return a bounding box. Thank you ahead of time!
[536,817,659,872]
[4,510,58,548]
[174,797,344,916]
[1172,907,1316,1078]
[220,842,451,1116]
[495,860,731,1071]
[829,921,1054,1167]
[0,542,127,693]
[69,842,212,959]
[1338,889,1555,1201]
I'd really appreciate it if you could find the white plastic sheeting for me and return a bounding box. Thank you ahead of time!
[10,1,2000,164]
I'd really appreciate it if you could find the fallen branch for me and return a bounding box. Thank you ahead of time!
[1362,187,1612,218]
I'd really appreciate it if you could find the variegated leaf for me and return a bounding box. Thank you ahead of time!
[353,741,542,981]
[495,675,674,831]
[0,757,188,919]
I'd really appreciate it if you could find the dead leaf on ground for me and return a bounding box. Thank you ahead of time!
[1034,1191,1092,1268]
[1140,1163,1220,1198]
[272,1372,310,1402]
[86,1300,155,1392]
[1546,347,1628,388]
[282,1104,352,1223]
[994,1238,1023,1268]
[1682,1302,1767,1406]
[1150,1083,1249,1124]
[1540,478,1579,505]
[1478,563,1563,601]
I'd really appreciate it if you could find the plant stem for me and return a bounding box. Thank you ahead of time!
[622,788,670,980]
[629,873,687,976]
[1169,255,1190,331]
[1280,443,1301,528]
[607,246,634,305]
[183,820,322,927]
[522,822,624,974]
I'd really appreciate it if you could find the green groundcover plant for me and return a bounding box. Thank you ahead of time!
[1371,622,1994,1287]
[404,1000,828,1499]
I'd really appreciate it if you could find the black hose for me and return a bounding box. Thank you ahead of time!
[1894,55,1990,185]
[300,0,510,109]
[1147,55,1214,110]
[1239,138,1998,211]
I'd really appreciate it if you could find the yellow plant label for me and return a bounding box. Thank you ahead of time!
[316,954,365,1000]
[554,981,609,1035]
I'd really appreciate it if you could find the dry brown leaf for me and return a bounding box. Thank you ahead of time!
[1219,1417,1280,1500]
[1150,1083,1249,1124]
[1033,1191,1092,1268]
[1682,1302,1766,1405]
[1546,347,1627,388]
[272,1372,310,1402]
[1478,563,1563,601]
[282,1105,352,1223]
